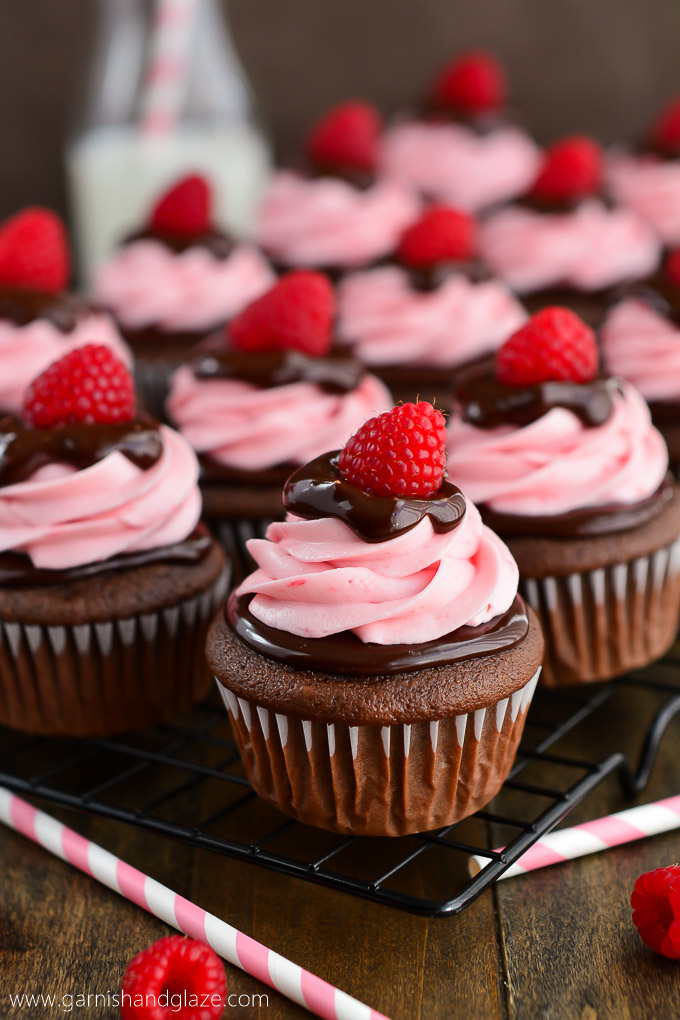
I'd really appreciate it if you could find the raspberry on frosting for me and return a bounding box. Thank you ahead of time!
[228,270,335,356]
[0,207,69,294]
[397,205,477,268]
[430,51,506,114]
[339,400,447,497]
[530,136,603,204]
[651,97,680,155]
[120,935,227,1020]
[22,344,136,428]
[665,247,680,288]
[305,100,381,173]
[149,173,212,236]
[496,306,598,387]
[632,865,680,960]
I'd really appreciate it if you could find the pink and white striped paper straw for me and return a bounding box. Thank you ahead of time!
[469,794,680,879]
[0,787,388,1020]
[140,0,199,135]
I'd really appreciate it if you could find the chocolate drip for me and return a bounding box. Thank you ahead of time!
[482,474,676,539]
[193,345,365,394]
[0,526,212,587]
[454,360,618,430]
[0,287,94,332]
[515,192,614,215]
[283,451,466,542]
[412,102,525,137]
[0,417,162,487]
[228,592,529,675]
[378,258,492,293]
[124,226,235,259]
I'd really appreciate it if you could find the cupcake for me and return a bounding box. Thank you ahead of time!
[382,51,540,213]
[447,307,680,687]
[207,401,543,836]
[167,271,392,523]
[601,249,680,470]
[0,207,130,416]
[337,205,528,407]
[0,344,228,736]
[608,96,680,246]
[256,102,418,277]
[95,174,274,415]
[480,136,661,326]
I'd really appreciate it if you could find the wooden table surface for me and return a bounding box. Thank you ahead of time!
[2,678,680,1020]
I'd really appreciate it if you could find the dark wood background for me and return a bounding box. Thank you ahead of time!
[0,0,679,220]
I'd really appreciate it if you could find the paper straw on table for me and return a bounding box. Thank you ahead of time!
[469,794,680,880]
[140,0,199,135]
[0,788,388,1020]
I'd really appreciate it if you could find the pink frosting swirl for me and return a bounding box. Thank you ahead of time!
[167,365,392,471]
[255,170,419,268]
[602,298,680,402]
[608,152,680,245]
[382,121,540,212]
[480,200,660,293]
[447,382,668,516]
[0,425,201,570]
[0,311,131,415]
[238,498,518,644]
[337,266,527,368]
[95,241,275,332]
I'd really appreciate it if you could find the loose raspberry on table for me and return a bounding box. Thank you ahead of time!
[430,51,506,114]
[530,136,602,203]
[496,307,599,387]
[120,934,227,1020]
[631,865,680,960]
[229,270,335,357]
[651,97,680,154]
[22,344,135,428]
[150,174,212,236]
[0,207,69,294]
[397,205,477,268]
[306,100,381,173]
[338,401,447,498]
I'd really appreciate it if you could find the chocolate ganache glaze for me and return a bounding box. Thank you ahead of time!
[283,451,466,541]
[193,343,365,395]
[125,226,234,259]
[0,416,162,487]
[228,591,528,675]
[0,287,94,332]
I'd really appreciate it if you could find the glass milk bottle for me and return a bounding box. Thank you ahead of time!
[66,0,271,280]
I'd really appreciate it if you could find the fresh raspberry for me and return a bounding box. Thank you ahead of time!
[229,270,334,357]
[496,307,598,387]
[338,401,447,498]
[22,344,135,428]
[651,97,680,154]
[431,51,506,115]
[665,248,680,288]
[397,205,477,268]
[530,136,603,203]
[120,935,226,1020]
[0,207,69,294]
[631,865,680,960]
[150,174,211,236]
[306,101,381,173]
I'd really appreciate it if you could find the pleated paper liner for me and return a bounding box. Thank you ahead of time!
[217,667,540,837]
[521,538,680,687]
[0,568,229,737]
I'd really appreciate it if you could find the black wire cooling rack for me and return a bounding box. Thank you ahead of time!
[1,644,679,918]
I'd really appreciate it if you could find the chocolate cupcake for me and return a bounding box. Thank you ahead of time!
[0,207,131,416]
[0,344,228,736]
[337,205,527,408]
[207,401,543,837]
[94,174,274,416]
[256,102,418,279]
[448,307,680,687]
[601,250,680,472]
[382,51,540,213]
[480,137,661,327]
[166,271,392,525]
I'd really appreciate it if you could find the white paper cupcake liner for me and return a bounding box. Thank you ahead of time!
[217,667,541,837]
